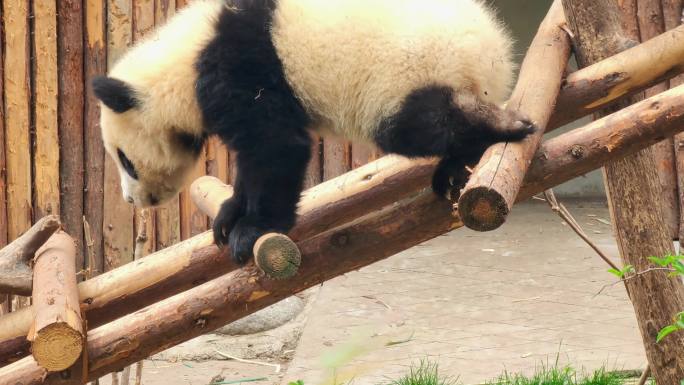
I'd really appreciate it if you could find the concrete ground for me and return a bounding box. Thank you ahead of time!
[283,200,645,385]
[103,200,647,385]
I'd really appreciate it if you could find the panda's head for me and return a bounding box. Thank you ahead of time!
[93,76,205,208]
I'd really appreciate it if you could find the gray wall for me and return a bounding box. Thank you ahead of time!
[494,0,606,198]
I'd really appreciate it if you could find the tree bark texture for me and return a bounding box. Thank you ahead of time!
[562,0,684,383]
[457,0,571,231]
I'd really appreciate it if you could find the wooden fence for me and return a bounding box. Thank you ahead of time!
[0,0,379,302]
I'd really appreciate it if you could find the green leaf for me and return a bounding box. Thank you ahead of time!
[649,256,670,267]
[624,265,635,274]
[608,268,624,278]
[657,325,680,343]
[672,260,684,275]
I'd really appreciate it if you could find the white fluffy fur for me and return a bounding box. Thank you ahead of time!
[100,0,514,206]
[272,0,515,141]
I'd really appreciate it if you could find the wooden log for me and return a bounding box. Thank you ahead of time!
[104,0,135,272]
[548,24,684,129]
[154,0,175,24]
[0,216,60,296]
[305,135,322,188]
[153,0,181,252]
[457,0,571,232]
[562,1,684,383]
[58,0,86,270]
[0,8,6,251]
[3,0,32,244]
[33,0,60,220]
[84,0,108,277]
[0,357,47,385]
[28,232,83,372]
[3,86,684,368]
[180,158,208,239]
[323,137,351,181]
[664,0,684,244]
[351,143,379,170]
[132,0,157,260]
[521,84,684,197]
[635,0,680,240]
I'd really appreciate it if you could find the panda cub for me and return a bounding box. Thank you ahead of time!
[93,0,535,263]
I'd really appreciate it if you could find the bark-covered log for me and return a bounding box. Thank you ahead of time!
[33,0,60,221]
[457,0,571,231]
[58,0,86,270]
[521,84,684,196]
[549,24,684,129]
[0,216,60,296]
[635,0,679,241]
[562,0,684,383]
[28,231,83,372]
[84,0,107,277]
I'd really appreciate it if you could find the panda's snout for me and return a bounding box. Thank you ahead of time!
[125,195,135,204]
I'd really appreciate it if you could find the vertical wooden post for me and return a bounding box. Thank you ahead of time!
[304,135,322,188]
[84,0,108,276]
[132,0,157,257]
[0,5,7,252]
[663,0,684,243]
[58,0,86,271]
[173,0,207,240]
[104,0,135,270]
[3,0,32,249]
[562,1,684,383]
[351,143,379,170]
[636,0,680,240]
[323,138,351,181]
[33,0,60,221]
[153,0,181,251]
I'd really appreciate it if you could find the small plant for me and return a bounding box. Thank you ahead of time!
[606,254,684,344]
[647,254,684,343]
[487,361,623,385]
[383,360,459,385]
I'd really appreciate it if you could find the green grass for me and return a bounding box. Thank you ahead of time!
[383,360,459,385]
[381,359,628,385]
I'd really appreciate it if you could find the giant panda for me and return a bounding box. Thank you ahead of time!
[92,0,535,263]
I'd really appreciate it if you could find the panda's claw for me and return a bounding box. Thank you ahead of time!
[228,216,267,265]
[213,198,244,249]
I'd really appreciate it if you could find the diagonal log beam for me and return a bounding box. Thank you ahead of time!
[2,81,684,383]
[549,24,684,129]
[457,0,571,231]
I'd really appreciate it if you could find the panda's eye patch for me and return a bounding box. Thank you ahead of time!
[117,148,138,180]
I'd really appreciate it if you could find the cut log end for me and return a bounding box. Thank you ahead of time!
[32,322,83,371]
[253,233,301,280]
[458,187,510,231]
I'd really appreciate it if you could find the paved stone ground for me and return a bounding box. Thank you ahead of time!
[282,200,646,385]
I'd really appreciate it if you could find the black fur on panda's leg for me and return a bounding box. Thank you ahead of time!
[374,85,536,200]
[213,176,246,248]
[222,135,312,264]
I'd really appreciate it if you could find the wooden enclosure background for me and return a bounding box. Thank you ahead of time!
[0,0,379,303]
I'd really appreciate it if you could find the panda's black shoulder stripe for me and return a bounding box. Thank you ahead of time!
[196,0,309,143]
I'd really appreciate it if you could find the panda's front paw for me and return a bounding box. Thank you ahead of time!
[213,198,244,248]
[228,216,268,264]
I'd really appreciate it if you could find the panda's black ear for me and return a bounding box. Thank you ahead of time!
[92,76,139,113]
